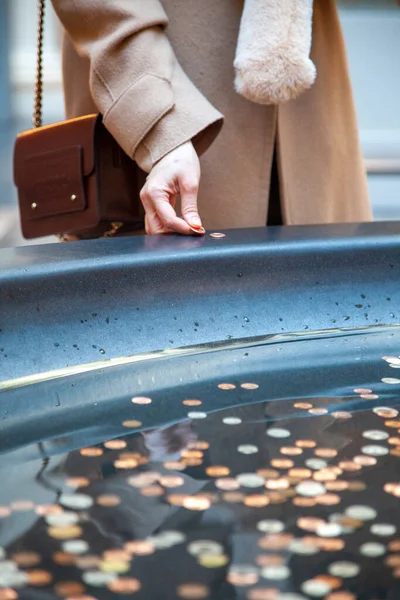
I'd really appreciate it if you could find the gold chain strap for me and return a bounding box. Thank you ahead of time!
[33,0,45,128]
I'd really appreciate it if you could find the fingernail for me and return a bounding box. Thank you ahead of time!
[189,224,206,235]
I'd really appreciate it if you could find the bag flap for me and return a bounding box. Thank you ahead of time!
[13,113,100,186]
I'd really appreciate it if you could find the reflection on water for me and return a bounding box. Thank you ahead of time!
[1,328,400,599]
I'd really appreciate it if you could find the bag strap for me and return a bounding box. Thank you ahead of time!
[33,0,45,128]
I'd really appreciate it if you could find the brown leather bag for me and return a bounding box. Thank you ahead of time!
[13,0,145,240]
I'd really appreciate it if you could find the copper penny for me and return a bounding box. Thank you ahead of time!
[293,497,317,507]
[122,420,142,428]
[215,478,240,491]
[108,578,141,593]
[256,555,285,567]
[96,494,121,507]
[247,589,279,600]
[12,552,41,568]
[294,403,313,409]
[27,570,53,586]
[124,540,155,555]
[270,459,294,469]
[80,447,103,457]
[131,396,152,404]
[206,466,230,477]
[176,584,210,599]
[316,494,341,506]
[297,517,325,532]
[244,495,270,507]
[104,440,127,450]
[315,448,338,458]
[54,582,85,596]
[52,552,76,566]
[296,440,317,448]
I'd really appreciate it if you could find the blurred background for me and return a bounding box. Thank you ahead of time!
[0,0,399,248]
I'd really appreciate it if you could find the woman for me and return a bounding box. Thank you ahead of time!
[51,0,372,238]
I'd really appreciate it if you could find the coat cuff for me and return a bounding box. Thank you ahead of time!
[134,63,224,173]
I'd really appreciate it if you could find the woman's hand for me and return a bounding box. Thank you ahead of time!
[140,141,205,236]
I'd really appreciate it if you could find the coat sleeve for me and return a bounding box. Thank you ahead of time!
[50,0,224,172]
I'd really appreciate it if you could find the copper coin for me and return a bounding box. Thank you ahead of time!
[104,440,127,450]
[64,477,90,488]
[315,575,342,589]
[325,481,348,492]
[360,394,379,400]
[315,448,338,458]
[48,525,83,540]
[391,447,400,457]
[389,541,400,552]
[140,485,164,497]
[296,440,317,449]
[0,506,11,517]
[124,540,155,555]
[346,481,366,492]
[218,383,236,390]
[182,496,211,511]
[108,578,141,593]
[289,468,312,479]
[102,550,131,563]
[187,441,210,450]
[75,555,101,569]
[374,407,398,418]
[354,388,372,394]
[206,466,230,477]
[317,538,345,552]
[338,461,361,472]
[215,478,240,491]
[128,472,160,487]
[96,494,121,507]
[122,420,142,428]
[268,492,289,504]
[331,412,352,420]
[164,461,186,471]
[316,494,341,506]
[52,552,76,566]
[294,403,313,409]
[258,534,293,550]
[27,570,53,586]
[326,593,356,600]
[80,447,103,457]
[280,447,302,456]
[385,420,400,428]
[353,455,377,466]
[222,492,245,503]
[241,383,260,390]
[181,450,203,459]
[293,497,317,507]
[257,469,279,479]
[270,459,294,469]
[309,408,328,416]
[0,591,18,600]
[176,583,210,599]
[114,458,139,469]
[256,555,285,567]
[168,494,190,506]
[182,458,203,467]
[11,500,35,511]
[389,437,400,445]
[183,399,202,406]
[131,396,152,404]
[12,552,41,568]
[313,469,338,482]
[159,475,185,488]
[244,495,270,507]
[247,589,279,600]
[54,582,85,596]
[297,517,325,532]
[386,554,400,567]
[265,478,289,490]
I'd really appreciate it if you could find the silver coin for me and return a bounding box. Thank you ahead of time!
[370,523,396,536]
[223,417,242,425]
[289,539,320,556]
[361,445,389,457]
[328,561,361,578]
[328,513,356,535]
[360,542,386,557]
[45,511,79,526]
[148,531,186,549]
[381,378,400,384]
[188,540,224,556]
[345,505,377,521]
[363,430,389,441]
[260,565,291,580]
[82,570,118,586]
[296,481,326,497]
[59,493,94,510]
[238,444,259,454]
[62,540,90,555]
[266,428,291,439]
[306,459,328,470]
[0,560,18,573]
[383,357,400,365]
[257,520,285,534]
[236,473,265,488]
[301,579,332,597]
[188,412,208,420]
[0,571,29,588]
[316,523,342,538]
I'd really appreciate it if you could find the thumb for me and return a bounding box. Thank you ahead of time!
[179,176,205,234]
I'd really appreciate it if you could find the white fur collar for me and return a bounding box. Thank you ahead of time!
[234,0,316,105]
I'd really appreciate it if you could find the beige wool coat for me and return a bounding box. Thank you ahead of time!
[51,0,372,230]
